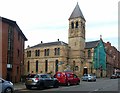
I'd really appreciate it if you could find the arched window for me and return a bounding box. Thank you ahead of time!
[44,49,46,56]
[35,50,37,56]
[58,48,60,55]
[38,50,40,56]
[76,21,78,28]
[47,49,49,56]
[71,22,74,29]
[27,51,31,57]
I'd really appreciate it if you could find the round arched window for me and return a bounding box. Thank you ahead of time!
[71,22,74,29]
[76,21,78,28]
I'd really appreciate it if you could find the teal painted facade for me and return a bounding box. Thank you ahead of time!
[93,40,106,71]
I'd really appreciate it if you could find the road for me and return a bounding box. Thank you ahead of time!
[15,78,119,93]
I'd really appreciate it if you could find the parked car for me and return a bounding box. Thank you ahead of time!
[0,78,14,93]
[110,74,117,79]
[25,74,59,89]
[82,74,96,81]
[116,74,120,78]
[54,71,80,86]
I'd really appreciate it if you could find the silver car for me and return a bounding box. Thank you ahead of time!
[0,78,14,93]
[82,74,96,81]
[25,74,59,89]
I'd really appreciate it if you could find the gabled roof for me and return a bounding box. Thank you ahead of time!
[1,17,27,41]
[69,2,85,21]
[29,41,68,49]
[85,40,100,49]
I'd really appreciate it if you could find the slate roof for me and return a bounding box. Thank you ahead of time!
[1,17,27,41]
[85,40,100,49]
[69,2,85,21]
[29,41,68,49]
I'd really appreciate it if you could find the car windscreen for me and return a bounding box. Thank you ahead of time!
[41,74,51,78]
[27,74,36,78]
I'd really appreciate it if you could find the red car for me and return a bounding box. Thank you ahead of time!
[54,72,80,86]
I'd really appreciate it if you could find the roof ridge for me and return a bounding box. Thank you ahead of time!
[86,40,100,43]
[28,41,68,49]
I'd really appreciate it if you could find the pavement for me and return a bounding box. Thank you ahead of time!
[13,82,26,90]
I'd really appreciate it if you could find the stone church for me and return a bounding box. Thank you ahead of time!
[24,3,91,77]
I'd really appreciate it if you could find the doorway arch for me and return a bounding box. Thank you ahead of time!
[83,67,88,75]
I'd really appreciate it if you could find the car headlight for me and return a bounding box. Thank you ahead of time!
[9,82,13,85]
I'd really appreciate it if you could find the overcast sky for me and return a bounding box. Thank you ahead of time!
[0,0,118,49]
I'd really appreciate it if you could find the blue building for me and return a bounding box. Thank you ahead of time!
[85,38,106,77]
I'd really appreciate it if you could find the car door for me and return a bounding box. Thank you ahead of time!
[73,74,79,84]
[68,73,74,84]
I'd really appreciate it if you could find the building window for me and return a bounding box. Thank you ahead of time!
[44,49,49,56]
[17,49,19,57]
[35,50,40,56]
[35,50,37,56]
[47,49,49,56]
[88,50,91,58]
[36,60,38,73]
[44,49,46,56]
[71,22,74,29]
[38,50,40,56]
[76,21,78,28]
[27,61,30,72]
[45,60,48,73]
[58,48,60,55]
[27,51,31,57]
[7,26,14,65]
[54,48,60,55]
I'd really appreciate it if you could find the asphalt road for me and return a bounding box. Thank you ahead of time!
[15,78,119,93]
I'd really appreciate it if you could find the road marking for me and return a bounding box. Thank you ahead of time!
[94,89,99,91]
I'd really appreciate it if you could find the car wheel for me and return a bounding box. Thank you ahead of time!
[4,87,13,93]
[76,81,80,85]
[26,85,32,89]
[66,82,70,86]
[53,82,59,88]
[37,83,44,90]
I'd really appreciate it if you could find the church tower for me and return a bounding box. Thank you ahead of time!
[68,3,86,76]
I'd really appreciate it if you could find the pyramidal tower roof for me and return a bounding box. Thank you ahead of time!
[69,2,85,21]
